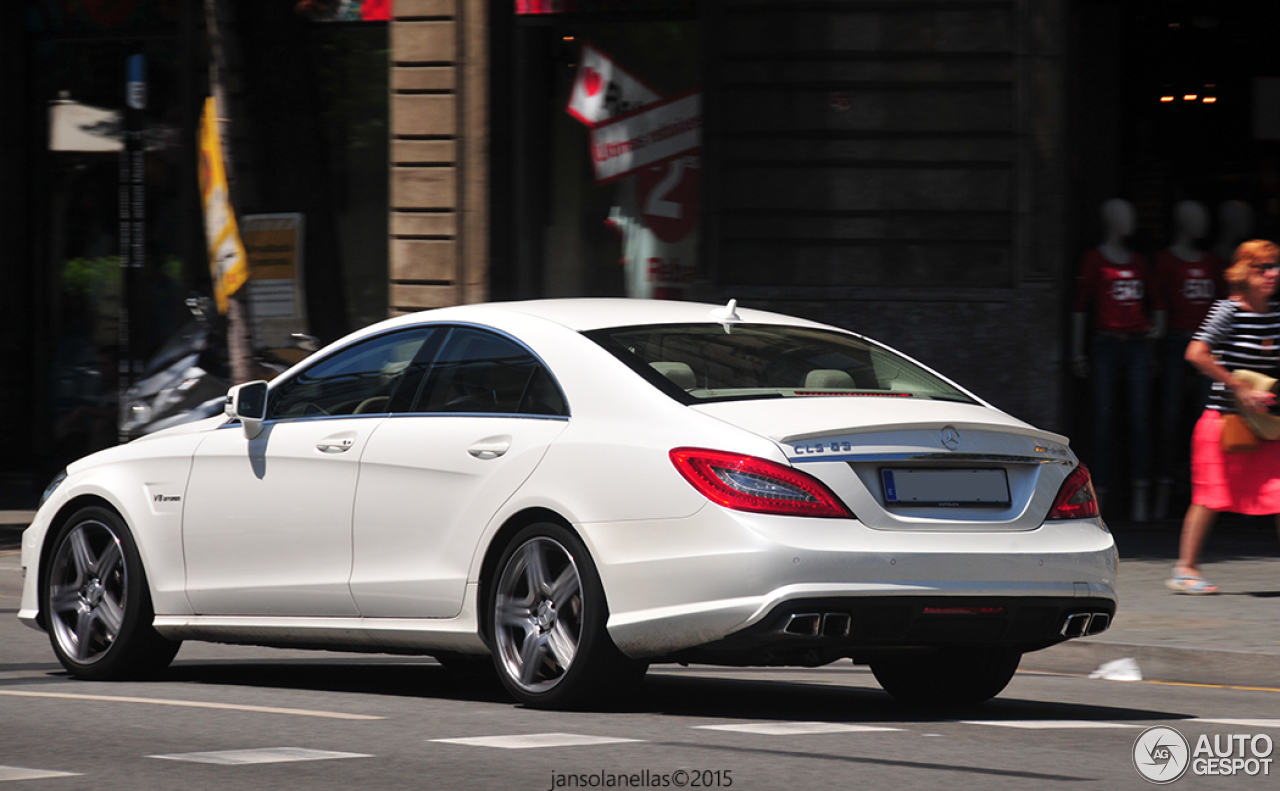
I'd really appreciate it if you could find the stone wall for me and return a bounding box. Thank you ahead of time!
[390,0,489,314]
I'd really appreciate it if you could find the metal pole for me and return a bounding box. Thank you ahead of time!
[118,53,146,444]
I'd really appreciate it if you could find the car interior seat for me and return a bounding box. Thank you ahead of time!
[650,361,697,391]
[804,369,856,389]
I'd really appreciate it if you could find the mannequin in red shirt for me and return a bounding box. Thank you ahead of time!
[1071,198,1155,522]
[1151,201,1224,519]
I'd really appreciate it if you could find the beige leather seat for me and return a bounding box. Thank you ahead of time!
[650,361,696,391]
[804,369,855,389]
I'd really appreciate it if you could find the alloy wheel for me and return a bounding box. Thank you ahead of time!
[493,537,584,693]
[47,519,128,665]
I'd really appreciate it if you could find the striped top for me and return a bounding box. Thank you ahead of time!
[1193,298,1280,412]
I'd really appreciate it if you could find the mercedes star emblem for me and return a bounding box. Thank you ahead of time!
[940,426,961,450]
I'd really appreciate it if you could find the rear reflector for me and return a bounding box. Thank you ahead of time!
[921,606,1006,616]
[670,448,854,518]
[1047,463,1100,520]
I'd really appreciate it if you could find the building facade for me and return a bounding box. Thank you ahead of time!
[4,0,1280,511]
[392,0,1070,427]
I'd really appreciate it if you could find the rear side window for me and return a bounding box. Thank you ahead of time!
[406,327,567,416]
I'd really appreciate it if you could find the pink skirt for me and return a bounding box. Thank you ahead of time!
[1191,409,1280,514]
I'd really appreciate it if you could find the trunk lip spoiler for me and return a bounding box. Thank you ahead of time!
[789,452,1073,466]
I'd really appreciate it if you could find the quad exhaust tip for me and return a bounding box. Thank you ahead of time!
[783,610,1111,640]
[783,613,851,638]
[1061,612,1111,638]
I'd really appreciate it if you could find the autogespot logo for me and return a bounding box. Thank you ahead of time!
[1133,726,1190,784]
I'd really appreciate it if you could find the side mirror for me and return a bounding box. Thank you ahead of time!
[225,380,269,439]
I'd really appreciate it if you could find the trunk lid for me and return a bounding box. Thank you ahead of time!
[692,397,1076,530]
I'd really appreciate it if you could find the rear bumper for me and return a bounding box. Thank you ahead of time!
[657,594,1115,666]
[582,506,1118,660]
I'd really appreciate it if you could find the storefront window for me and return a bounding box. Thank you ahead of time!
[36,38,190,467]
[512,12,701,300]
[308,22,389,330]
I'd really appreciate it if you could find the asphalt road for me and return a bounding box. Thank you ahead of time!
[3,550,1279,790]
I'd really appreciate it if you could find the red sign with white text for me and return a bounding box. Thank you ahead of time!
[589,91,701,183]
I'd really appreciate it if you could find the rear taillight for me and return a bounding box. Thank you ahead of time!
[1047,464,1100,520]
[669,448,854,518]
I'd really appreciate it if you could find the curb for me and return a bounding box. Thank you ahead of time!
[1022,639,1280,689]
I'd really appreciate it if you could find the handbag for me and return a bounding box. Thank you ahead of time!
[1221,413,1259,454]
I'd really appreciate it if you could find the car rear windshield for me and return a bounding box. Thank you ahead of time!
[584,323,976,405]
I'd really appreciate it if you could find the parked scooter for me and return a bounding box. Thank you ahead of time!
[118,298,229,440]
[119,297,321,440]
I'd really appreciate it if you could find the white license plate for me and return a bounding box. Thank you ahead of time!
[881,468,1010,506]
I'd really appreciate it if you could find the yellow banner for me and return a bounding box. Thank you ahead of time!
[198,96,249,314]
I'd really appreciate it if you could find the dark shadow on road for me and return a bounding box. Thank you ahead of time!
[0,661,65,674]
[636,671,1186,725]
[161,658,513,704]
[68,654,1197,728]
[0,526,24,551]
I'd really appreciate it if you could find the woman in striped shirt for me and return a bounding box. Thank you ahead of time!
[1170,240,1280,594]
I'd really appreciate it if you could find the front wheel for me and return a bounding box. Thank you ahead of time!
[870,647,1021,706]
[42,507,181,680]
[489,523,646,709]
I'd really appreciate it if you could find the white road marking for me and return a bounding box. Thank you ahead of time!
[0,766,80,781]
[961,720,1142,729]
[1194,719,1280,728]
[695,722,901,735]
[0,689,381,720]
[150,748,372,765]
[432,733,642,749]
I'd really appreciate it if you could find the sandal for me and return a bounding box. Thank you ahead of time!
[1166,573,1219,595]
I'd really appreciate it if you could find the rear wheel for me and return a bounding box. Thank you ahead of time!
[489,522,646,709]
[870,647,1021,706]
[42,507,180,680]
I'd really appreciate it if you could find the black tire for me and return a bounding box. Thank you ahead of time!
[488,522,646,709]
[871,647,1021,706]
[42,506,181,680]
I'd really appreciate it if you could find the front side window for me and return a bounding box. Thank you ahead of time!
[268,328,433,419]
[586,324,976,405]
[408,328,567,416]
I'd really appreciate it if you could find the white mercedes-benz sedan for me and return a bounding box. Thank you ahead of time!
[20,298,1116,709]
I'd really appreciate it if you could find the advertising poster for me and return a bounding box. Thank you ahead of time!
[566,42,662,127]
[241,213,307,352]
[197,96,249,315]
[567,44,701,300]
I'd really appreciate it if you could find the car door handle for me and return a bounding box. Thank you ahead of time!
[468,438,511,459]
[317,438,354,453]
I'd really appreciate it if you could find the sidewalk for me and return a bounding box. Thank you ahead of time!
[1025,514,1280,687]
[3,511,1278,687]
